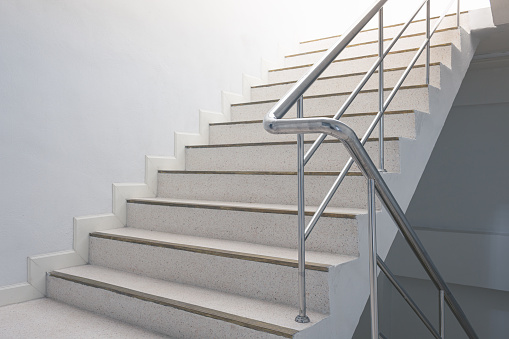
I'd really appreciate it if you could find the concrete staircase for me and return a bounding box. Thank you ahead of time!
[43,12,477,338]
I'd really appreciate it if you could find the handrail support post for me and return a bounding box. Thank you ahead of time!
[426,0,430,85]
[368,179,379,339]
[295,96,310,324]
[378,7,386,172]
[457,0,460,27]
[440,290,445,338]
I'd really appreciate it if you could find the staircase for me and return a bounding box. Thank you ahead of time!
[37,11,477,339]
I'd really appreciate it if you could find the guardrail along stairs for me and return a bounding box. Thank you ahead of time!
[44,3,478,338]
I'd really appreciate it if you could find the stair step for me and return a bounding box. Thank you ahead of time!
[127,197,363,255]
[296,12,465,54]
[48,265,328,338]
[90,228,356,313]
[186,138,401,172]
[156,170,378,209]
[210,110,415,144]
[252,63,440,102]
[284,28,458,68]
[231,85,429,121]
[268,43,451,84]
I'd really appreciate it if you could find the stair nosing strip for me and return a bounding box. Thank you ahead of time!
[253,63,440,89]
[49,271,298,338]
[126,199,359,219]
[299,11,467,44]
[268,43,451,73]
[157,170,362,176]
[287,27,455,58]
[232,84,428,107]
[186,137,400,149]
[210,110,415,126]
[90,232,331,272]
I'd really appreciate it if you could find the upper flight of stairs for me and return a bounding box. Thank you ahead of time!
[43,11,477,339]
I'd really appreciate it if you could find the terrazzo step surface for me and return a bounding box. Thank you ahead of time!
[156,170,376,209]
[252,63,440,102]
[186,138,401,172]
[283,28,458,68]
[48,265,328,338]
[0,298,171,339]
[295,13,465,54]
[267,43,451,84]
[89,227,357,313]
[127,198,364,254]
[209,110,416,144]
[231,85,429,121]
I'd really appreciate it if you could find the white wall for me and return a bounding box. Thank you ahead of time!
[0,0,490,287]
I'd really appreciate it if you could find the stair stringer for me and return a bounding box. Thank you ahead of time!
[0,63,274,307]
[295,26,479,339]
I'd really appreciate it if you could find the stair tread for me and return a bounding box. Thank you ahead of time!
[159,170,364,176]
[269,42,452,73]
[253,64,438,89]
[298,12,465,45]
[128,197,367,218]
[51,265,328,335]
[287,27,456,59]
[211,110,415,126]
[233,84,428,107]
[92,227,357,270]
[186,137,400,149]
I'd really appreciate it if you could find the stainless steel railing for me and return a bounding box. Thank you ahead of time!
[263,0,478,338]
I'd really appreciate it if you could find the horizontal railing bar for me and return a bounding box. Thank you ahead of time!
[377,255,441,339]
[304,0,428,165]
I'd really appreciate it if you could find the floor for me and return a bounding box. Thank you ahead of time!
[0,298,171,338]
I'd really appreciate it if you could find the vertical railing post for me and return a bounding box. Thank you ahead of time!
[378,7,386,172]
[457,0,460,27]
[295,96,310,324]
[439,290,445,338]
[426,0,430,85]
[368,179,379,339]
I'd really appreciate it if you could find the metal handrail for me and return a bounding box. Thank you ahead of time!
[263,0,478,338]
[305,0,457,239]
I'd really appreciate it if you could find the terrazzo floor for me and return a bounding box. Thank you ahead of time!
[0,298,171,338]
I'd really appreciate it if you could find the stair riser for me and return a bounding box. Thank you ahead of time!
[210,114,414,145]
[268,45,450,84]
[90,237,331,313]
[252,65,439,102]
[127,203,359,256]
[157,173,373,209]
[231,87,429,122]
[285,29,458,68]
[296,15,462,54]
[47,277,282,339]
[186,140,400,173]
